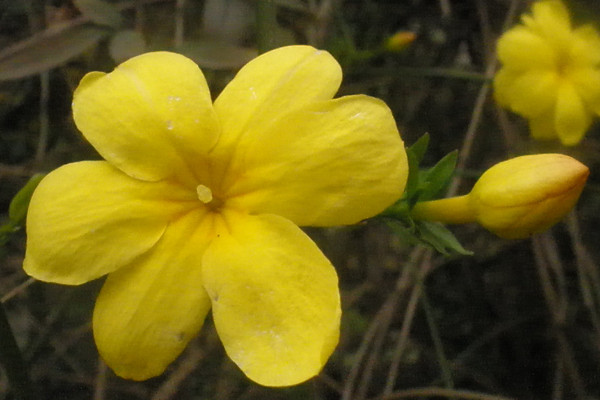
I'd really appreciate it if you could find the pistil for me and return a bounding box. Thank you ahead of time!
[196,184,224,210]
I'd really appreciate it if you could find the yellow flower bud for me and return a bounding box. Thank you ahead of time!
[470,154,589,238]
[411,154,589,239]
[384,31,416,52]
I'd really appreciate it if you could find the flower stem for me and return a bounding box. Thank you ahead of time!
[0,301,36,400]
[411,195,475,224]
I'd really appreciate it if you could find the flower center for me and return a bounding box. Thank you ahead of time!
[196,184,224,210]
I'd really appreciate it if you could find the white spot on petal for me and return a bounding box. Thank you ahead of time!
[166,120,174,130]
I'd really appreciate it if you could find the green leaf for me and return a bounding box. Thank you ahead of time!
[381,135,468,257]
[404,133,431,205]
[384,218,472,257]
[73,0,123,29]
[404,148,421,203]
[418,150,458,202]
[381,134,458,222]
[8,174,45,226]
[0,23,109,81]
[408,132,429,165]
[417,221,473,256]
[385,219,422,247]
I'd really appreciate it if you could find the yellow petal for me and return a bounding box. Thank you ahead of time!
[93,210,212,380]
[569,67,600,115]
[73,52,220,184]
[493,68,519,108]
[496,26,556,70]
[224,95,407,226]
[490,184,581,238]
[570,25,600,65]
[202,211,341,387]
[529,0,570,27]
[529,110,559,140]
[523,0,572,51]
[24,161,194,285]
[211,45,342,182]
[493,68,558,117]
[555,81,592,145]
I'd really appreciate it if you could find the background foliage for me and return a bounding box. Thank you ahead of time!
[1,0,600,399]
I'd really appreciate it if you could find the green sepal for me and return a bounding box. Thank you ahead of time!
[8,173,44,226]
[380,134,470,257]
[417,150,458,202]
[385,218,422,247]
[417,221,473,256]
[404,133,428,198]
[385,218,472,256]
[384,133,457,217]
[408,132,429,165]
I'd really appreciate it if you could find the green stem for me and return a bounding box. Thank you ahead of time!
[0,301,36,400]
[411,195,475,224]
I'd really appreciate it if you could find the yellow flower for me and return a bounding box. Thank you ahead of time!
[411,154,588,239]
[23,46,408,386]
[494,0,600,146]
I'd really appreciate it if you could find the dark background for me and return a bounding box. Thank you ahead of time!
[1,0,600,399]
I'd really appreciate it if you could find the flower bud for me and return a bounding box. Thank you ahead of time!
[469,154,588,238]
[411,154,589,239]
[384,31,416,52]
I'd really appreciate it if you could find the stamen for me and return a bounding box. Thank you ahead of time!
[196,185,213,204]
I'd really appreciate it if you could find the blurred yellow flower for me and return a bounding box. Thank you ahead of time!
[411,154,588,239]
[494,0,600,146]
[23,46,408,386]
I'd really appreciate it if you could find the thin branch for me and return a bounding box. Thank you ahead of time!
[93,359,107,400]
[371,387,516,400]
[174,0,185,48]
[420,289,454,390]
[383,250,432,395]
[447,0,520,196]
[150,341,204,400]
[566,211,600,336]
[1,278,35,303]
[34,71,50,167]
